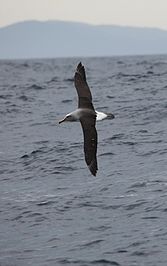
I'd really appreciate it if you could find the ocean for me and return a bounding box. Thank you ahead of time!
[0,55,167,266]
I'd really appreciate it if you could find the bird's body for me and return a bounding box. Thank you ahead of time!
[61,109,111,122]
[59,62,114,176]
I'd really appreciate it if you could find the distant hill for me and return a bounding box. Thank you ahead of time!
[0,20,167,59]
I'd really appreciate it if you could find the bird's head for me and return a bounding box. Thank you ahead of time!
[59,114,75,124]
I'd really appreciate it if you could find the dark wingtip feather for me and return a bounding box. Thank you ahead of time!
[89,167,97,176]
[77,62,82,71]
[88,158,98,176]
[76,62,86,82]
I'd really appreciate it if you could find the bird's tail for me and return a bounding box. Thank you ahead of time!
[106,113,115,119]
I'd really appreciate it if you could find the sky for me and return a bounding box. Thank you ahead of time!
[1,0,167,29]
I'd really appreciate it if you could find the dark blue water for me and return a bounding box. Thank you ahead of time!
[0,55,167,266]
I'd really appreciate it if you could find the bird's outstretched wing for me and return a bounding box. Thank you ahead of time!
[80,115,98,176]
[74,62,94,110]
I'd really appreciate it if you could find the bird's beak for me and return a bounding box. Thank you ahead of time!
[59,117,66,124]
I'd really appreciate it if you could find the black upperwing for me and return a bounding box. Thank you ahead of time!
[80,115,98,176]
[74,62,98,176]
[74,62,94,110]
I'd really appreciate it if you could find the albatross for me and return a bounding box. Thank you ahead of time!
[59,62,115,176]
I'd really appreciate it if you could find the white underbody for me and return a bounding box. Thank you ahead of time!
[66,109,108,121]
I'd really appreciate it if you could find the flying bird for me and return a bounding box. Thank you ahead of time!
[59,62,114,176]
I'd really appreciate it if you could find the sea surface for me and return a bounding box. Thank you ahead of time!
[0,55,167,266]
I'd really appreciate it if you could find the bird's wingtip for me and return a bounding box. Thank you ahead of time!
[76,62,82,70]
[88,159,98,176]
[90,169,97,177]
